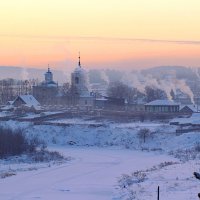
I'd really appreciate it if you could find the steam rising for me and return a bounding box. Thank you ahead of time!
[21,68,29,80]
[121,71,195,104]
[192,67,200,80]
[100,70,109,84]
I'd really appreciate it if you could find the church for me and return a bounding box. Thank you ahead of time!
[71,54,94,110]
[33,66,59,105]
[32,55,94,109]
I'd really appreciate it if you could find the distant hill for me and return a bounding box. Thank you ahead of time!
[141,66,199,81]
[0,66,68,83]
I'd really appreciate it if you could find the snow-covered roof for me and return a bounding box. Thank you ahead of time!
[17,95,40,107]
[80,94,94,98]
[1,105,14,111]
[6,101,14,105]
[180,105,197,112]
[96,98,107,101]
[145,100,179,106]
[40,81,57,87]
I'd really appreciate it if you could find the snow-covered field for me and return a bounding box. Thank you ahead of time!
[0,119,200,199]
[47,118,103,125]
[0,146,179,200]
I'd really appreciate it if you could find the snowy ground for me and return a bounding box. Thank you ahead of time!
[47,117,103,125]
[0,146,178,200]
[0,119,200,199]
[117,159,200,200]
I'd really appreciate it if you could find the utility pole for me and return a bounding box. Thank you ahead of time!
[157,186,160,200]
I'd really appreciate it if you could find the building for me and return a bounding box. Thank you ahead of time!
[13,94,40,107]
[71,55,89,96]
[95,96,125,110]
[12,94,43,113]
[170,113,200,133]
[33,67,59,105]
[179,105,197,115]
[145,100,180,113]
[71,54,94,109]
[1,101,14,111]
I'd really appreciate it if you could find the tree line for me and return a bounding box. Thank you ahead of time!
[107,81,175,103]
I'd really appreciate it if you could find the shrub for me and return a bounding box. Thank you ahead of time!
[0,172,16,179]
[0,126,40,158]
[118,171,147,189]
[131,171,147,183]
[31,150,64,162]
[195,142,200,152]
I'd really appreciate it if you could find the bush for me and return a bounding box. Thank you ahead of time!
[0,172,16,179]
[170,148,200,161]
[31,150,64,162]
[0,126,40,158]
[118,171,147,189]
[195,142,200,152]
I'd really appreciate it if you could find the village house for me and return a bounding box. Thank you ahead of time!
[95,96,125,110]
[179,105,197,115]
[12,94,43,113]
[145,100,180,113]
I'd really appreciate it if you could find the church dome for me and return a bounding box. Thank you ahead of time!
[41,66,57,87]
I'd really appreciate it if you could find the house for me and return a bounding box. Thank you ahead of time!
[145,100,180,113]
[95,97,108,109]
[126,98,146,112]
[169,113,200,133]
[95,96,125,110]
[12,95,43,113]
[6,101,14,105]
[78,93,94,111]
[179,105,197,114]
[0,100,14,111]
[126,103,145,112]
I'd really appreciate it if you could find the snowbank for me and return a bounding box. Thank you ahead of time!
[0,120,199,154]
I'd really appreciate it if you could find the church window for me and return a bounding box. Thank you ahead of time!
[75,77,79,84]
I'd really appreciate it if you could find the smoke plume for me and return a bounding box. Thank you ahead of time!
[100,70,109,85]
[21,68,29,80]
[121,70,195,104]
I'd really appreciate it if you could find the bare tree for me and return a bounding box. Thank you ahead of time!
[145,86,167,102]
[107,81,136,103]
[138,128,151,143]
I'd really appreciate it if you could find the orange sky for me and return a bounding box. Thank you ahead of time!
[1,0,200,70]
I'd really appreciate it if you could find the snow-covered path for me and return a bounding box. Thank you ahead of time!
[0,147,176,200]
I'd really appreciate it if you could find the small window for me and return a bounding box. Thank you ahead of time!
[85,100,87,105]
[75,77,79,84]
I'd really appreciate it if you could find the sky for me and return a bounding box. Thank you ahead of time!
[1,0,200,70]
